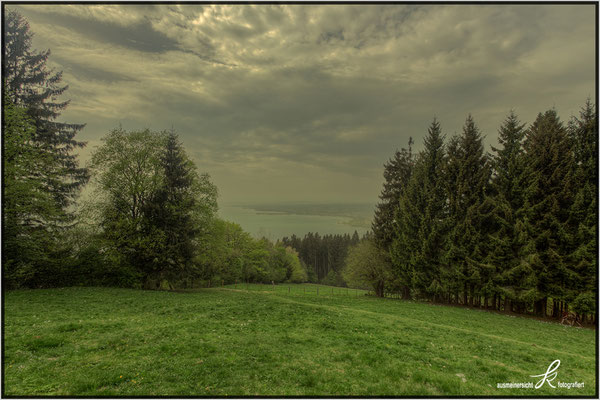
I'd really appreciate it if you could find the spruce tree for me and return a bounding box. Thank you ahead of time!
[143,132,204,287]
[390,152,424,299]
[3,98,64,288]
[487,112,530,311]
[566,101,597,319]
[392,119,447,301]
[443,115,491,306]
[372,138,414,250]
[441,135,463,303]
[3,10,88,212]
[521,110,576,316]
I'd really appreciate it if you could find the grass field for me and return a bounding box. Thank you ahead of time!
[3,284,596,396]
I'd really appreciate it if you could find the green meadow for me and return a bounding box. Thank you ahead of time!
[3,285,596,396]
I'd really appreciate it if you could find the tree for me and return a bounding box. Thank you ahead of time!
[89,128,166,286]
[2,98,64,288]
[89,127,218,288]
[443,115,491,306]
[3,10,88,212]
[195,219,251,286]
[487,112,531,311]
[343,239,391,297]
[372,138,414,250]
[521,109,576,316]
[281,231,365,285]
[401,119,448,301]
[565,101,597,318]
[142,131,217,287]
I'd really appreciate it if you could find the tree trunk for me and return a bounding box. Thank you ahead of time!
[534,297,547,317]
[402,285,411,300]
[560,301,563,316]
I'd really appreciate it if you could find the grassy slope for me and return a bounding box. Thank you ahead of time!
[3,285,596,396]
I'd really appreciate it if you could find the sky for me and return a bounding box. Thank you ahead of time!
[9,4,596,205]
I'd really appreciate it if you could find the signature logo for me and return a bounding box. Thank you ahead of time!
[530,360,560,389]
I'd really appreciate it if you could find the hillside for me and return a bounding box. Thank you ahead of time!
[4,285,596,396]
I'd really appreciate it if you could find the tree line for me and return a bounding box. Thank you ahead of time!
[279,231,362,285]
[358,105,597,323]
[3,10,308,290]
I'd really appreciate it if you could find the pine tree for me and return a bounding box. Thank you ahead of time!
[487,112,530,311]
[441,135,463,303]
[372,138,414,250]
[521,110,576,316]
[143,131,206,287]
[566,101,597,320]
[2,97,64,288]
[443,115,491,306]
[3,10,88,212]
[391,119,447,301]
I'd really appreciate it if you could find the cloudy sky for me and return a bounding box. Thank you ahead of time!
[11,4,596,205]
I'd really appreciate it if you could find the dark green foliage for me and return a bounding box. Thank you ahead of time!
[2,98,63,288]
[376,105,595,320]
[3,10,88,211]
[520,110,576,316]
[565,101,597,314]
[391,119,447,301]
[280,231,368,285]
[142,132,200,287]
[487,112,531,310]
[89,127,219,289]
[444,115,491,306]
[372,138,414,250]
[3,11,88,289]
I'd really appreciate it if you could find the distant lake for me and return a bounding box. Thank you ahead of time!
[218,205,370,240]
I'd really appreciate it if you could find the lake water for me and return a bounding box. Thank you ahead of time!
[218,206,369,240]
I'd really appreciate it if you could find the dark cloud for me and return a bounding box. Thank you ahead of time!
[25,7,179,54]
[10,4,595,203]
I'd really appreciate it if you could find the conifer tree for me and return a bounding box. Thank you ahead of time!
[3,98,64,288]
[372,138,414,250]
[521,110,576,316]
[443,115,491,306]
[391,119,447,301]
[441,135,463,303]
[143,131,219,287]
[486,112,530,311]
[143,132,196,285]
[3,10,88,212]
[566,101,597,319]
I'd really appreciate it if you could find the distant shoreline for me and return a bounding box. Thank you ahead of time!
[226,203,374,229]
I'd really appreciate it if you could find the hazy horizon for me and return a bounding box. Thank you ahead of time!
[10,4,596,205]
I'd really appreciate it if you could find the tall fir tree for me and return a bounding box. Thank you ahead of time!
[443,115,491,306]
[2,97,65,288]
[486,112,531,311]
[441,135,463,303]
[521,109,576,316]
[391,119,447,301]
[565,101,597,319]
[142,131,210,287]
[371,138,414,298]
[3,10,88,212]
[372,138,414,250]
